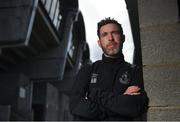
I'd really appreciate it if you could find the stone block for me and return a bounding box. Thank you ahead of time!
[147,107,180,121]
[143,65,180,106]
[141,24,180,65]
[138,0,179,27]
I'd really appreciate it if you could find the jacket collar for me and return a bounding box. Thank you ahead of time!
[102,53,125,64]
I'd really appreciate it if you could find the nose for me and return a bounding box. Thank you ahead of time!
[108,33,114,41]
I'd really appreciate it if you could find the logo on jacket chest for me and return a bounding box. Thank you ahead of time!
[90,73,98,83]
[119,71,130,85]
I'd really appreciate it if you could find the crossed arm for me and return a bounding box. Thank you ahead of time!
[69,65,149,120]
[88,86,148,117]
[70,85,148,119]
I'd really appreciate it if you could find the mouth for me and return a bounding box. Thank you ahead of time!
[107,44,116,49]
[107,45,114,49]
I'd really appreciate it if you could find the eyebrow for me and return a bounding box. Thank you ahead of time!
[100,30,120,36]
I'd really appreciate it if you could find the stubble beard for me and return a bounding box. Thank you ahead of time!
[102,46,121,57]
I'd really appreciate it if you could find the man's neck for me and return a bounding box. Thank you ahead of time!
[104,53,119,58]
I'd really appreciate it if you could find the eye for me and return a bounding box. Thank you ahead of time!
[100,32,108,37]
[112,31,120,35]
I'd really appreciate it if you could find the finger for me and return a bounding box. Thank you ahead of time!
[130,92,141,95]
[124,92,141,95]
[123,86,141,95]
[125,88,140,94]
[130,86,140,90]
[128,86,140,92]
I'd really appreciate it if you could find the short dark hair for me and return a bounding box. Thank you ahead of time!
[97,17,123,38]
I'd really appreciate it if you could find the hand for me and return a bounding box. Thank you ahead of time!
[123,86,141,95]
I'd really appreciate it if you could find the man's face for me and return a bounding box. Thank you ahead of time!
[98,23,124,57]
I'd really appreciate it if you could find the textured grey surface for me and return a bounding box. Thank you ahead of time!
[144,65,180,106]
[147,107,180,121]
[141,24,180,65]
[138,0,179,27]
[138,0,180,120]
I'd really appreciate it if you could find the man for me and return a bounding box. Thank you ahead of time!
[69,17,149,120]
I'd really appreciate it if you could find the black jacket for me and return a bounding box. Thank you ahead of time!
[69,54,149,120]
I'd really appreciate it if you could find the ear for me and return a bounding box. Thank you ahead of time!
[97,40,102,47]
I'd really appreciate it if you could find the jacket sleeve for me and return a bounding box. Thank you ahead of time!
[69,64,105,120]
[89,88,149,117]
[88,65,149,117]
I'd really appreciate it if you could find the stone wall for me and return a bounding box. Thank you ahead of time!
[138,0,180,120]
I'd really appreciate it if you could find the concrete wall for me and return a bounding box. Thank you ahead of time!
[138,0,180,120]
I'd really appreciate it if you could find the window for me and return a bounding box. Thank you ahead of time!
[40,0,62,29]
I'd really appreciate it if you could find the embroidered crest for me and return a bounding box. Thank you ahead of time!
[119,71,130,85]
[90,73,98,83]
